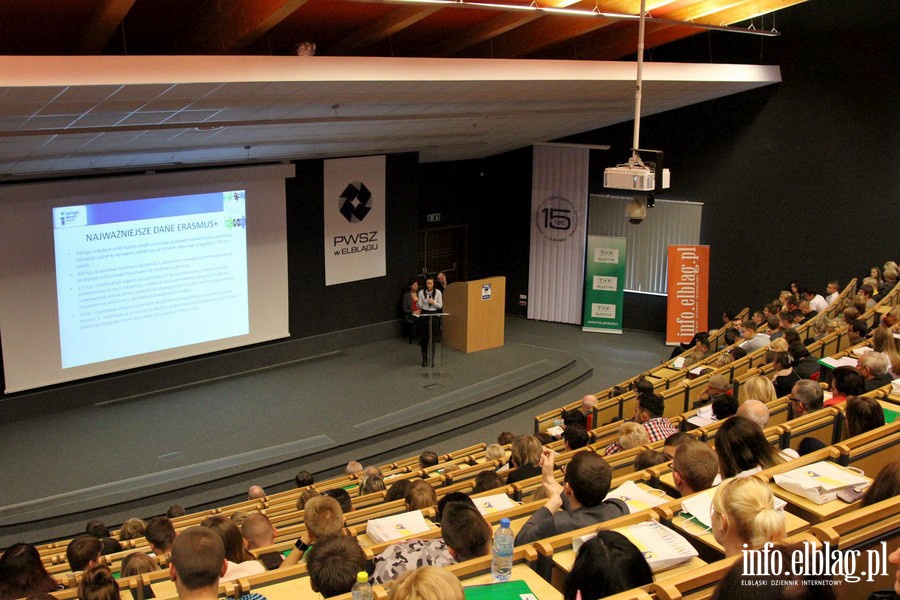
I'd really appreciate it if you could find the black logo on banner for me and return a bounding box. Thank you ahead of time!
[536,196,578,241]
[339,181,372,223]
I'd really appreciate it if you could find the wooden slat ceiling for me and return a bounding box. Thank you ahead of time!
[0,0,805,59]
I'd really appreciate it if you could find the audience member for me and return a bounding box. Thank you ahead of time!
[372,503,491,584]
[435,492,475,523]
[505,435,543,484]
[121,552,158,577]
[404,480,438,512]
[200,516,264,581]
[306,535,365,599]
[770,351,800,398]
[682,334,711,367]
[78,565,119,600]
[484,443,507,463]
[99,537,122,556]
[712,544,836,600]
[580,393,598,421]
[695,374,729,407]
[788,342,819,379]
[860,458,900,507]
[384,480,411,503]
[229,511,250,527]
[715,416,784,478]
[634,449,669,471]
[605,394,678,454]
[358,474,386,496]
[845,395,886,438]
[790,379,824,417]
[847,319,869,345]
[473,470,505,494]
[662,432,693,459]
[247,485,266,500]
[389,566,465,600]
[168,526,266,600]
[497,431,516,446]
[66,535,102,572]
[295,488,320,511]
[241,513,282,570]
[825,365,865,407]
[515,449,627,545]
[873,326,900,376]
[85,520,110,538]
[711,476,785,556]
[0,543,59,600]
[322,488,353,514]
[711,393,739,420]
[118,518,146,541]
[824,280,841,305]
[561,408,587,430]
[418,451,439,468]
[858,352,893,392]
[563,531,653,600]
[282,496,344,567]
[167,504,186,518]
[345,461,363,476]
[841,306,860,326]
[672,440,718,497]
[294,470,315,488]
[614,422,650,451]
[146,517,177,558]
[736,399,769,429]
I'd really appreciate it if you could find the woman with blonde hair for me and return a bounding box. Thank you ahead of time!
[118,518,146,541]
[711,476,785,556]
[358,474,386,497]
[617,422,650,450]
[505,435,543,484]
[389,566,464,600]
[484,443,507,464]
[872,326,900,376]
[740,375,777,404]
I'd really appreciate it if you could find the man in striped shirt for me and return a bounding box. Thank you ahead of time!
[605,393,679,455]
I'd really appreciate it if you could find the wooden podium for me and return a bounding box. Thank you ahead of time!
[443,276,505,353]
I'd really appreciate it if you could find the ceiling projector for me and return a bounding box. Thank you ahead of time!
[603,163,670,192]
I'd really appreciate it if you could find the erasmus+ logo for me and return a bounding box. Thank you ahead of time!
[339,181,372,223]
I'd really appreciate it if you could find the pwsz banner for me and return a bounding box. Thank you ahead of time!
[323,155,386,286]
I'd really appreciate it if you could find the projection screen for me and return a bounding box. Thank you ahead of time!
[0,164,294,393]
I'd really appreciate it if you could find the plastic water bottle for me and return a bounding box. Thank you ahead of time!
[351,571,373,600]
[491,517,514,582]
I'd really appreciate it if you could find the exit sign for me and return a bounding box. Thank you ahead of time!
[426,213,441,223]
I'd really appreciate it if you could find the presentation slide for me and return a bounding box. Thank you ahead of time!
[0,164,293,393]
[53,191,249,369]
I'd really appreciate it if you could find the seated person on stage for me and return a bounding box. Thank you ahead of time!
[372,503,491,585]
[504,435,543,484]
[604,393,678,455]
[199,516,265,581]
[563,530,653,600]
[306,535,366,599]
[672,440,718,497]
[711,477,785,557]
[417,275,443,366]
[169,526,268,600]
[281,496,344,568]
[241,513,283,570]
[514,449,627,545]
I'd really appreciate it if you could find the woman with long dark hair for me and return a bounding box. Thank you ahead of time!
[563,530,653,600]
[0,543,59,600]
[715,416,785,478]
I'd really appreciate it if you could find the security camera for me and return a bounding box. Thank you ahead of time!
[625,196,647,224]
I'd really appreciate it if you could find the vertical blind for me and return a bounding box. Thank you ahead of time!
[588,195,703,295]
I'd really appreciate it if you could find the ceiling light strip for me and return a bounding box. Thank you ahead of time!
[353,0,780,36]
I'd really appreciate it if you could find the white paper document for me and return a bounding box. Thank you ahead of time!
[365,510,431,543]
[604,480,668,514]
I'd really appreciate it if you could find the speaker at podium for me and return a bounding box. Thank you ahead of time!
[442,276,505,353]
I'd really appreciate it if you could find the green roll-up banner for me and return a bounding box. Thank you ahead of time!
[582,235,626,334]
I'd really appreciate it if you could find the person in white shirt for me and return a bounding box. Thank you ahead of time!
[804,287,828,313]
[824,280,840,305]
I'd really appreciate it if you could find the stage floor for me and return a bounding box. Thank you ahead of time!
[0,316,667,546]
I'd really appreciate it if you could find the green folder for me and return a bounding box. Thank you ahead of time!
[464,579,535,599]
[884,407,898,424]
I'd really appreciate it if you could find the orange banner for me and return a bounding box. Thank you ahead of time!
[666,245,710,345]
